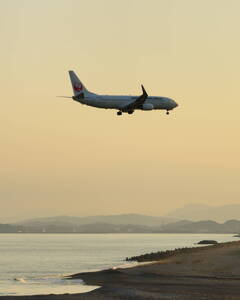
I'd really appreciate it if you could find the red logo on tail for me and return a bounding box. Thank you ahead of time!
[73,83,83,92]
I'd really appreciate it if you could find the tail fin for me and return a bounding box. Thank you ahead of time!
[68,71,93,96]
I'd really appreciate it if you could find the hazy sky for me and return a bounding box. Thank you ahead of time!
[1,0,240,221]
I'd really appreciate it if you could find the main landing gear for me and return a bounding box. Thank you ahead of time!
[117,110,134,115]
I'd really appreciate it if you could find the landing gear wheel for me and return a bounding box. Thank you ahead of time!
[166,111,170,115]
[128,110,134,115]
[117,111,122,116]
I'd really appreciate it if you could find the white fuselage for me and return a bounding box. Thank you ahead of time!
[74,94,178,111]
[67,70,178,114]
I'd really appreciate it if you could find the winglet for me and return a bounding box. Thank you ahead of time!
[141,85,148,97]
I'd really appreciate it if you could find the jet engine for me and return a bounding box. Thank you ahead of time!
[142,103,154,110]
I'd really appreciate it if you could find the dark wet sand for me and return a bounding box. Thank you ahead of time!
[2,241,240,300]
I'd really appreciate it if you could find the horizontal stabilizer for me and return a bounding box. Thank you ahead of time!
[57,96,72,98]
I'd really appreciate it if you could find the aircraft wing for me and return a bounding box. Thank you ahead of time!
[121,85,148,111]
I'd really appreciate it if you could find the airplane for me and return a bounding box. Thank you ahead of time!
[60,71,178,116]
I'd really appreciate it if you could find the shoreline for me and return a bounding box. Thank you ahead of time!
[2,240,240,299]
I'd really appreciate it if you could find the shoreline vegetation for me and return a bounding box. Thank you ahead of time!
[2,241,240,299]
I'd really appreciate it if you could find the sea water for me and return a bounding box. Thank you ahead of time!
[0,233,237,296]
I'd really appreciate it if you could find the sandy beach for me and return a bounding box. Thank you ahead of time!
[2,241,240,300]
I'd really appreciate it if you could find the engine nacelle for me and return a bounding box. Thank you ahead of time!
[142,103,154,110]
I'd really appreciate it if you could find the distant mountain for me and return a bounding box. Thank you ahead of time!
[17,214,176,227]
[0,224,24,233]
[165,204,240,222]
[162,219,240,233]
[71,223,153,233]
[160,220,194,231]
[0,222,153,233]
[2,219,240,233]
[4,209,240,233]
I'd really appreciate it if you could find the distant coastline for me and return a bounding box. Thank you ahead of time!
[3,204,240,234]
[1,218,240,234]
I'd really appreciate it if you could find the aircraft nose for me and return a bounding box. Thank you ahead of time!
[172,100,178,108]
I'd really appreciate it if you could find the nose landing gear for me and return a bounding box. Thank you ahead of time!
[166,110,170,115]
